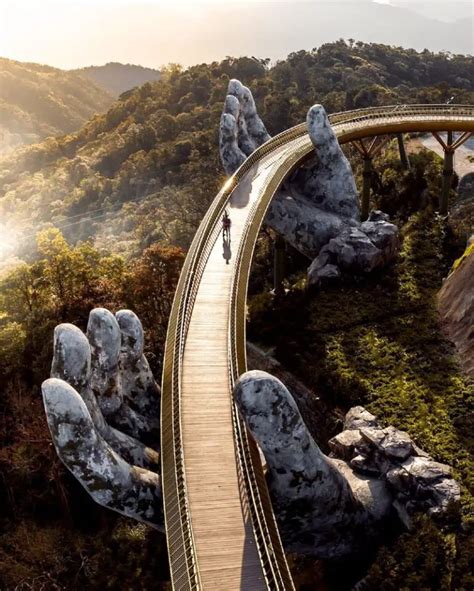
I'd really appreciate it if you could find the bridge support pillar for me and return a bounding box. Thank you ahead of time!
[273,235,286,297]
[431,130,473,215]
[397,133,410,169]
[361,156,373,220]
[352,136,390,221]
[440,140,454,216]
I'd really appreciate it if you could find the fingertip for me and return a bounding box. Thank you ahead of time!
[87,307,120,360]
[42,377,89,419]
[116,309,144,360]
[52,323,91,388]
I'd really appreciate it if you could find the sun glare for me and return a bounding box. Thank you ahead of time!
[0,225,20,260]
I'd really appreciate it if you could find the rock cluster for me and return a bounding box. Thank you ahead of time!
[329,406,460,527]
[219,79,399,285]
[308,211,399,285]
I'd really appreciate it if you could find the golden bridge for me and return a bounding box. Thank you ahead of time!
[160,105,474,590]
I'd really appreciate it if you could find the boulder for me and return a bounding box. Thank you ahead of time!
[344,406,379,430]
[328,429,363,461]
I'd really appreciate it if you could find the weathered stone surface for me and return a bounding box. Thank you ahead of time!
[361,212,400,263]
[234,370,390,559]
[42,378,163,529]
[43,309,163,528]
[401,456,452,483]
[115,310,161,440]
[308,217,399,287]
[379,426,414,461]
[219,80,399,285]
[227,79,271,149]
[266,187,357,258]
[305,105,360,220]
[219,79,270,175]
[328,429,363,461]
[333,407,460,521]
[344,406,378,430]
[51,322,154,467]
[350,454,382,476]
[87,308,123,416]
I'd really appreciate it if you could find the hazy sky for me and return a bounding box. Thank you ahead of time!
[0,0,472,69]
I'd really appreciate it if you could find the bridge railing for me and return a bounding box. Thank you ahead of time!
[161,104,474,591]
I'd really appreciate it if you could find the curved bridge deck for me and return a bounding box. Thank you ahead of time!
[161,105,474,590]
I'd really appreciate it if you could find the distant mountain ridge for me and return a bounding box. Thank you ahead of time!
[0,58,114,156]
[73,63,162,97]
[0,40,472,259]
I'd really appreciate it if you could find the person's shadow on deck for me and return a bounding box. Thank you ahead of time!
[223,235,232,265]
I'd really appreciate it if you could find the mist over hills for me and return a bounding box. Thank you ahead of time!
[0,41,472,262]
[0,58,114,156]
[73,63,162,97]
[1,1,472,70]
[188,2,473,63]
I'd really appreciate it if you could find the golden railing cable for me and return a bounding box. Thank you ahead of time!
[161,104,474,591]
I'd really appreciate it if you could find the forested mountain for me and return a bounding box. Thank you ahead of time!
[73,62,162,96]
[0,41,472,259]
[0,40,473,590]
[0,58,114,156]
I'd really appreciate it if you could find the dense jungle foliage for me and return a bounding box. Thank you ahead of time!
[0,59,113,155]
[0,41,473,589]
[0,40,472,258]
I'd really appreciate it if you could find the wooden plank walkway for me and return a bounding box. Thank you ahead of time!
[181,162,270,590]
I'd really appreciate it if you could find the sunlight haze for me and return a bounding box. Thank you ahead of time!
[0,0,472,70]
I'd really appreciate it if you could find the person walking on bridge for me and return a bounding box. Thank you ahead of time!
[222,209,231,241]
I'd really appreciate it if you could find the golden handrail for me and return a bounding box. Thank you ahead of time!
[161,104,474,591]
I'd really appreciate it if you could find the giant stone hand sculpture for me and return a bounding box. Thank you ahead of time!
[42,308,164,528]
[219,79,399,285]
[43,309,459,559]
[234,371,460,557]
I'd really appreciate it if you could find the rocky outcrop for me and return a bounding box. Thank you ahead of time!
[308,211,399,286]
[219,79,399,284]
[329,406,460,528]
[438,241,474,378]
